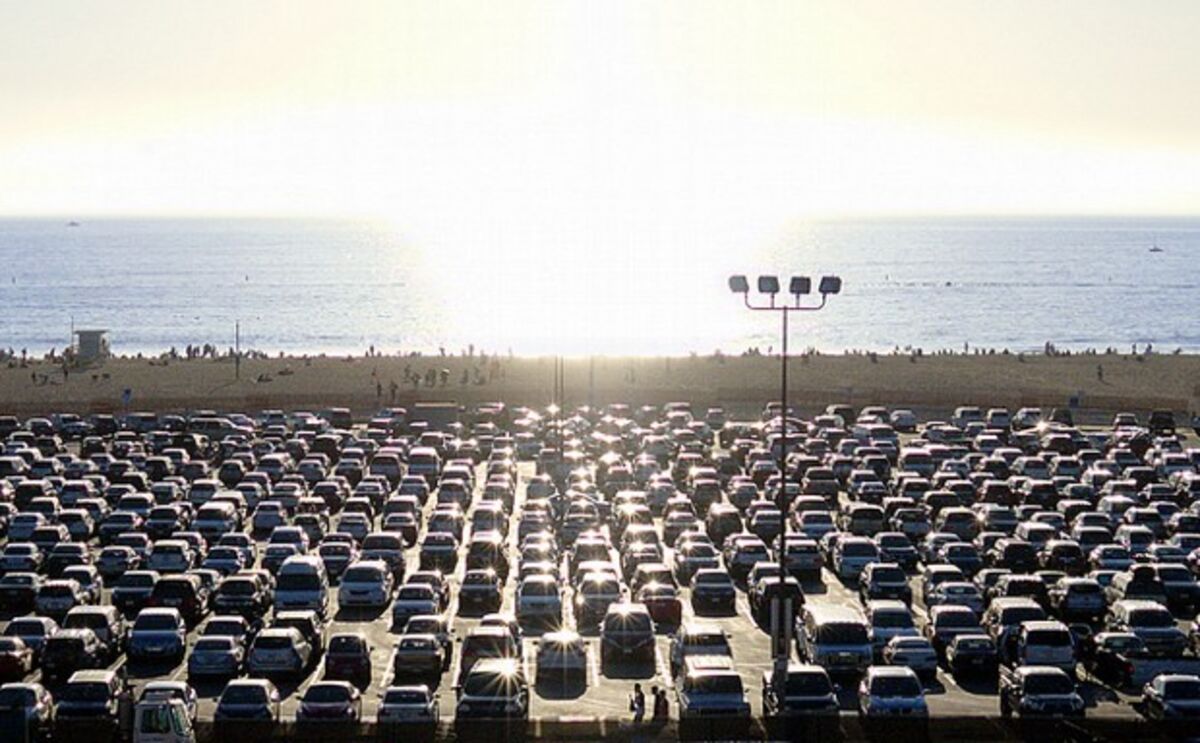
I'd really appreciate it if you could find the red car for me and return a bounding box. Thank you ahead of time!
[323,633,372,681]
[637,583,682,627]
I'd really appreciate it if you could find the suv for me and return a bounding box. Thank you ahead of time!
[795,606,872,676]
[55,669,129,724]
[669,622,732,678]
[859,563,912,604]
[455,658,530,720]
[1106,600,1187,657]
[676,655,751,719]
[599,603,655,666]
[999,665,1085,718]
[761,663,839,717]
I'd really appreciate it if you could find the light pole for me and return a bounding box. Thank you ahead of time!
[728,273,841,673]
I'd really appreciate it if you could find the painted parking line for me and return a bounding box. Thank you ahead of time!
[587,639,601,687]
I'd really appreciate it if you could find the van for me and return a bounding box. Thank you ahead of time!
[275,556,329,618]
[1009,620,1076,674]
[795,606,872,675]
[408,447,441,485]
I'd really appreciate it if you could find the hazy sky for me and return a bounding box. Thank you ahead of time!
[3,1,1199,224]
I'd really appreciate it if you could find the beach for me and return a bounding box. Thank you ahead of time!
[3,351,1197,421]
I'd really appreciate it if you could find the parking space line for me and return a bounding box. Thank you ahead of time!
[587,639,600,687]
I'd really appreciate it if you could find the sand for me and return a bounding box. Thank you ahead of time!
[2,352,1198,423]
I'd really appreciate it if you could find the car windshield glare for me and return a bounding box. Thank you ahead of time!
[872,676,922,698]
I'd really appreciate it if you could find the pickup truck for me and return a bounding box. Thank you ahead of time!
[1080,632,1200,689]
[998,664,1085,718]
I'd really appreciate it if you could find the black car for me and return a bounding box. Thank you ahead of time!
[945,634,998,677]
[750,576,804,625]
[599,603,656,665]
[112,571,160,615]
[0,572,42,613]
[458,570,503,615]
[691,569,737,614]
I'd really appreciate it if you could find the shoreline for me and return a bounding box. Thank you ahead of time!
[1,352,1197,421]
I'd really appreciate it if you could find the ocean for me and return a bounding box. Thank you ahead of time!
[1,216,1196,357]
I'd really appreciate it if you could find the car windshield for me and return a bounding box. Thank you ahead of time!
[221,580,256,595]
[605,614,652,633]
[1130,609,1176,628]
[815,623,868,644]
[405,619,440,634]
[1157,567,1193,583]
[384,690,427,704]
[304,686,350,703]
[1165,681,1200,700]
[277,574,321,591]
[1026,630,1071,647]
[872,676,922,698]
[873,612,914,629]
[61,683,110,703]
[255,636,294,651]
[135,615,179,631]
[344,567,382,583]
[937,612,979,628]
[785,673,832,696]
[1025,674,1074,695]
[205,621,245,637]
[195,638,233,652]
[0,688,33,707]
[330,636,363,653]
[873,568,906,583]
[688,674,743,695]
[843,543,878,557]
[222,686,266,704]
[463,672,520,697]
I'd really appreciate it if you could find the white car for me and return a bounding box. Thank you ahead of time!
[536,630,588,682]
[336,560,393,608]
[858,666,929,718]
[883,637,939,680]
[378,684,438,724]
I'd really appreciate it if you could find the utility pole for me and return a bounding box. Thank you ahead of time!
[235,320,241,380]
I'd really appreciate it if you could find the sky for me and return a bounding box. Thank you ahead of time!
[2,0,1199,228]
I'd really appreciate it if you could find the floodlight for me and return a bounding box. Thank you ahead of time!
[728,275,749,294]
[789,276,812,296]
[757,275,780,295]
[819,275,842,295]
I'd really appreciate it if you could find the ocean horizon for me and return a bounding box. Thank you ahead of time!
[2,215,1197,358]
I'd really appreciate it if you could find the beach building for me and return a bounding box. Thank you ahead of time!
[73,329,111,361]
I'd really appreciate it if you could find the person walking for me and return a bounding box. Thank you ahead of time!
[629,683,645,722]
[653,686,669,720]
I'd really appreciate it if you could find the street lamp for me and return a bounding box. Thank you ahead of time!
[728,272,841,671]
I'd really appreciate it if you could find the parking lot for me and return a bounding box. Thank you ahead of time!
[0,403,1198,740]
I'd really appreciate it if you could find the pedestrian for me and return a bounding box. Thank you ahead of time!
[376,381,382,399]
[653,686,668,720]
[629,682,645,722]
[1097,364,1104,381]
